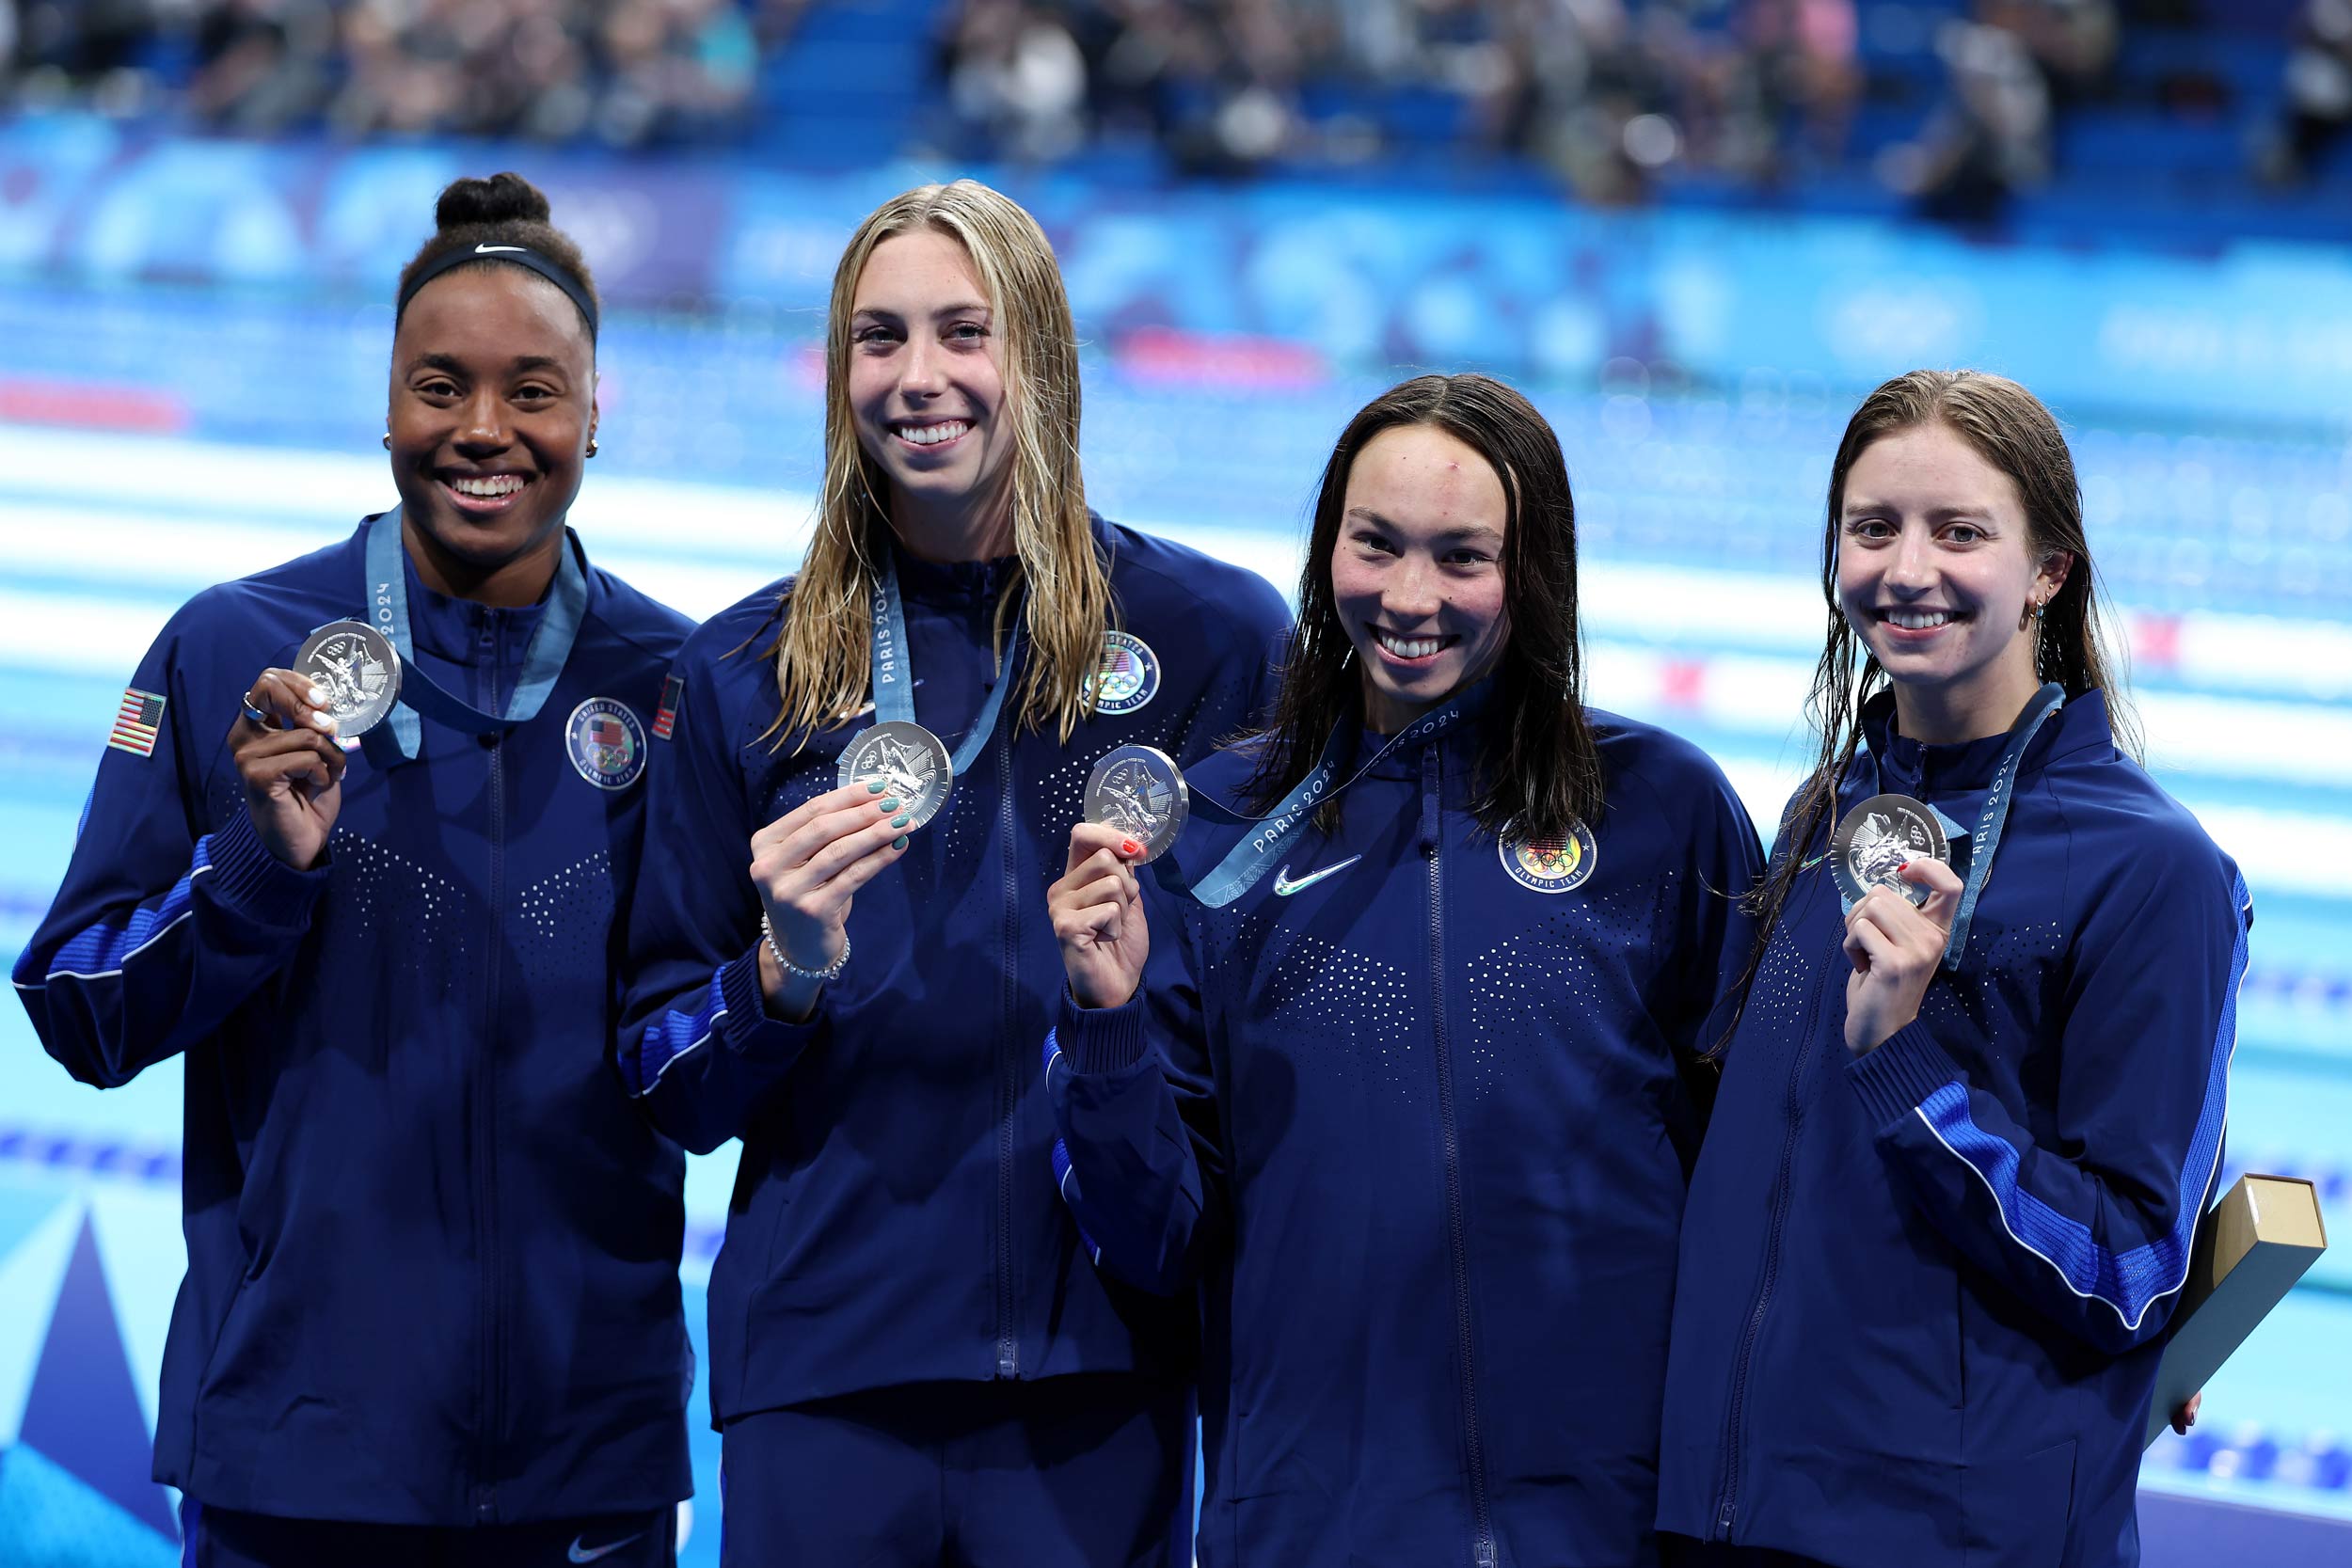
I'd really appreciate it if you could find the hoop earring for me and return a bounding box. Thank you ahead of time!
[586,437,599,458]
[381,432,391,451]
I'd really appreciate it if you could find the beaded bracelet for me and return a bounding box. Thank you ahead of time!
[762,911,850,982]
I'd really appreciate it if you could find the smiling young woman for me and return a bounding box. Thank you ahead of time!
[1657,371,2247,1568]
[614,179,1291,1566]
[386,216,598,605]
[1041,372,1766,1566]
[14,173,693,1566]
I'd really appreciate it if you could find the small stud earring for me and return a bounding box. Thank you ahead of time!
[586,437,599,458]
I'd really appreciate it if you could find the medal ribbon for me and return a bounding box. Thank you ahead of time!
[361,507,589,767]
[1858,680,2065,971]
[1154,687,1483,910]
[869,549,1021,778]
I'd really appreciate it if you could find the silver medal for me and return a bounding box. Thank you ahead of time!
[836,720,954,829]
[294,620,402,737]
[1084,744,1188,863]
[1831,792,1949,908]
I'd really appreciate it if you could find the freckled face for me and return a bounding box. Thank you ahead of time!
[1329,423,1511,732]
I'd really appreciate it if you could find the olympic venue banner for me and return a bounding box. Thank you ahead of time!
[4,114,2350,428]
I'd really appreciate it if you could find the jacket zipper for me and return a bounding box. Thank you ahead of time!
[474,613,508,1521]
[1711,943,1831,1539]
[1423,748,1497,1568]
[993,710,1020,1379]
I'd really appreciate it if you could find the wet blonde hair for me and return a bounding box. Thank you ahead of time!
[757,180,1111,748]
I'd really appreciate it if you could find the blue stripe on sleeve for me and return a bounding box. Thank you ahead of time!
[1042,1028,1102,1263]
[625,969,729,1099]
[1917,874,2249,1332]
[37,836,216,985]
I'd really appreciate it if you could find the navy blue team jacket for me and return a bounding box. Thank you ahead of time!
[1046,704,1765,1567]
[12,521,695,1526]
[615,515,1291,1421]
[1657,689,2250,1568]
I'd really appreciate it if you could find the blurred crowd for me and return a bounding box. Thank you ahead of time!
[0,0,2343,211]
[938,0,1876,195]
[937,0,2349,217]
[0,0,792,145]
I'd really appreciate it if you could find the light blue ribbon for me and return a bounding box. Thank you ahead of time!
[1159,689,1481,910]
[1855,681,2066,971]
[869,549,1019,778]
[360,506,587,768]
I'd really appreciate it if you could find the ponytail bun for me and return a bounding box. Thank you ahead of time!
[435,172,552,232]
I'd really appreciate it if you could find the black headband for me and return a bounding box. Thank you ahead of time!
[396,242,599,341]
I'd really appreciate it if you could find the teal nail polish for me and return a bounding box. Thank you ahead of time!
[866,780,886,794]
[880,797,899,812]
[891,813,910,829]
[892,835,908,850]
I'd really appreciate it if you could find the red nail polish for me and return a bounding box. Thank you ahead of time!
[1120,840,1140,857]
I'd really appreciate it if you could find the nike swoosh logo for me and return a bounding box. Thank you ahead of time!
[1800,852,1830,871]
[568,1532,645,1563]
[1272,856,1361,896]
[475,243,529,254]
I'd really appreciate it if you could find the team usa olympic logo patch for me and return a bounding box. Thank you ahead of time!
[1500,819,1599,894]
[565,698,646,791]
[1089,631,1161,715]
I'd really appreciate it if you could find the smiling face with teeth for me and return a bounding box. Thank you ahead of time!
[1836,420,2072,743]
[1329,423,1513,734]
[387,264,596,606]
[844,229,1014,559]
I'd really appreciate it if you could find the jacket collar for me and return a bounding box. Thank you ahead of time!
[1861,685,2112,796]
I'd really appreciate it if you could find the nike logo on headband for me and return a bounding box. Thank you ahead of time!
[474,244,528,254]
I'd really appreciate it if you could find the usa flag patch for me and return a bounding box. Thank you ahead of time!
[109,688,167,757]
[652,673,684,740]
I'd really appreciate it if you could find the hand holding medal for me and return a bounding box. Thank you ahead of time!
[748,775,920,1016]
[1049,819,1153,1011]
[230,661,354,870]
[1047,745,1189,1011]
[1836,802,1965,1057]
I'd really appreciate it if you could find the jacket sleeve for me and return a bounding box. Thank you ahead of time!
[1845,842,2250,1355]
[12,613,326,1088]
[1045,892,1227,1295]
[1661,756,1766,1064]
[615,641,822,1155]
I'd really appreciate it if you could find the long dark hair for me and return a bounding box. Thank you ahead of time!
[1741,368,2140,965]
[1242,372,1604,843]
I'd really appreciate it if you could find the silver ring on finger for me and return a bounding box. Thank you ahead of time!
[240,690,271,727]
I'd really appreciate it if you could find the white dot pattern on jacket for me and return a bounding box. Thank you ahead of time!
[1201,906,1420,1083]
[1462,873,1666,1101]
[515,850,617,986]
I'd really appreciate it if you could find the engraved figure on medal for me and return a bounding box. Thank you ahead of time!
[1085,744,1188,863]
[1832,792,1949,908]
[294,620,402,737]
[837,720,954,829]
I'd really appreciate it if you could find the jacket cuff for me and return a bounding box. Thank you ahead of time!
[715,943,825,1054]
[202,807,328,930]
[1057,987,1149,1076]
[1846,1018,1967,1129]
